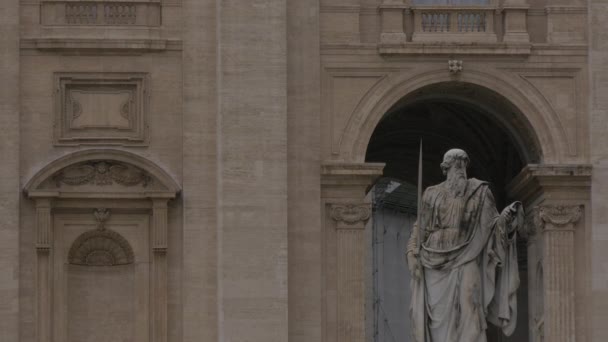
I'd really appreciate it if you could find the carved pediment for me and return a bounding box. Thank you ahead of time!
[51,160,152,188]
[25,150,180,198]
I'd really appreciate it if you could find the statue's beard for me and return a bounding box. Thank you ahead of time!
[445,168,467,196]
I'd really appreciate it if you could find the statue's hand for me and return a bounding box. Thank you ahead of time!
[501,202,519,222]
[406,251,422,279]
[501,201,523,235]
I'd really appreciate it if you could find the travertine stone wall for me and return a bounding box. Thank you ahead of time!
[217,1,288,341]
[589,0,608,341]
[181,0,218,341]
[0,0,20,341]
[287,0,323,340]
[4,0,605,342]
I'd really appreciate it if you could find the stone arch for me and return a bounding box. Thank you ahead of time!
[24,149,180,197]
[340,66,567,164]
[68,228,135,266]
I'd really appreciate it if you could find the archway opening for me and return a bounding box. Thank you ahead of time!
[364,81,538,342]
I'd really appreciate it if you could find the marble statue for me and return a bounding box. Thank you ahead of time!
[406,149,523,342]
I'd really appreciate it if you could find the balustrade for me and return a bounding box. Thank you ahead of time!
[41,1,161,26]
[412,6,496,42]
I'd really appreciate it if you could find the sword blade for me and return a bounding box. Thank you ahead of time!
[417,139,423,252]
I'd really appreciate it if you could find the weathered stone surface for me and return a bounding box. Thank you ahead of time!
[1,0,605,342]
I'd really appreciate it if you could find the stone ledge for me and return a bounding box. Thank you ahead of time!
[321,162,385,187]
[20,38,182,53]
[378,42,531,55]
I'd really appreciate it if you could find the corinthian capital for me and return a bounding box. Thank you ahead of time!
[535,205,582,230]
[330,204,371,226]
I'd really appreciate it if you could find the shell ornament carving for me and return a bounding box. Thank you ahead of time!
[68,228,135,266]
[53,160,151,187]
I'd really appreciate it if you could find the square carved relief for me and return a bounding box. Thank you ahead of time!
[54,72,149,146]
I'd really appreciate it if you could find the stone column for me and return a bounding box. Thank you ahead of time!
[35,198,53,342]
[321,162,383,342]
[151,198,169,342]
[535,205,582,342]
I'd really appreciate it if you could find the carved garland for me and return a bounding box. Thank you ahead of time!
[52,160,152,187]
[330,204,371,225]
[535,205,582,230]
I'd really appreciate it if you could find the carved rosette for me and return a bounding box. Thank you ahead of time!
[52,160,152,187]
[535,205,582,231]
[330,204,371,227]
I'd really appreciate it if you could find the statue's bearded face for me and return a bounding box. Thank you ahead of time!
[440,149,469,176]
[440,158,453,176]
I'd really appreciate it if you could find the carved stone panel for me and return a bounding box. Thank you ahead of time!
[54,72,149,146]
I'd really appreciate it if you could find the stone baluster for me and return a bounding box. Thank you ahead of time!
[330,203,371,342]
[152,198,169,342]
[35,198,52,342]
[535,205,582,342]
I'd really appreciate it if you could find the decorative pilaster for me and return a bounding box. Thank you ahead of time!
[535,204,582,342]
[330,203,371,342]
[35,198,52,342]
[152,198,168,342]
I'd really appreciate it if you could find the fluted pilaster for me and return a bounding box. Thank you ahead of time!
[35,198,52,342]
[152,198,169,342]
[535,204,582,342]
[331,203,371,342]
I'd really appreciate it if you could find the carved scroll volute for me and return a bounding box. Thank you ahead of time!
[330,204,371,229]
[535,205,583,231]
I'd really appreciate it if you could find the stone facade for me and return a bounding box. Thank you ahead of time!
[0,0,605,342]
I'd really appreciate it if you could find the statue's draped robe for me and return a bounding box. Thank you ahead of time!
[409,178,520,342]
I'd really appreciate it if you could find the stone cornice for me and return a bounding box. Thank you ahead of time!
[321,162,384,187]
[545,6,587,15]
[20,38,182,53]
[506,164,591,205]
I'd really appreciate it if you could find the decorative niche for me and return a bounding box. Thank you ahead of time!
[25,149,180,342]
[54,72,149,146]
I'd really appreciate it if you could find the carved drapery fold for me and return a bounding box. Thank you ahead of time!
[535,204,582,342]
